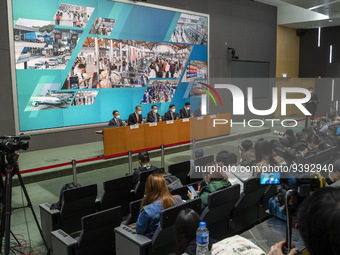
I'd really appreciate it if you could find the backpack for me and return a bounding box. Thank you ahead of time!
[268,196,287,221]
[164,174,183,191]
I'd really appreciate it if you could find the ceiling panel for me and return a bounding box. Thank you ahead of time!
[312,1,340,15]
[281,0,339,9]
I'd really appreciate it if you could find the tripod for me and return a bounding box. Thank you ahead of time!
[0,150,50,255]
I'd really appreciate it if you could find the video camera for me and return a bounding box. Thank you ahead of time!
[0,135,30,153]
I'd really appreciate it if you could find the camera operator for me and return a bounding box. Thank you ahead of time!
[328,159,340,188]
[301,134,328,157]
[269,187,340,255]
[238,139,256,166]
[328,112,340,125]
[317,117,329,135]
[254,138,280,177]
[326,125,340,153]
[271,138,296,166]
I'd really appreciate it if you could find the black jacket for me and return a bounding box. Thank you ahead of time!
[164,110,178,121]
[108,118,123,127]
[180,108,191,118]
[147,111,160,122]
[128,112,142,125]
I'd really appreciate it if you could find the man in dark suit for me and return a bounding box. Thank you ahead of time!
[180,102,191,119]
[108,110,123,127]
[164,104,178,121]
[128,105,143,125]
[147,105,160,122]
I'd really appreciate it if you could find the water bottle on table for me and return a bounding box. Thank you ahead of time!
[196,221,209,255]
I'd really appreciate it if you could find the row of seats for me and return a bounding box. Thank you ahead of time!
[42,178,277,255]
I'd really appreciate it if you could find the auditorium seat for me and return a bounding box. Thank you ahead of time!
[168,161,190,185]
[316,147,333,164]
[200,184,240,240]
[170,183,198,200]
[98,175,133,215]
[152,198,201,255]
[115,198,201,255]
[124,199,142,226]
[51,206,123,255]
[133,168,164,200]
[40,184,98,249]
[229,178,268,235]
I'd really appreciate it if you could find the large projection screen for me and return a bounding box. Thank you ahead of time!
[11,0,208,132]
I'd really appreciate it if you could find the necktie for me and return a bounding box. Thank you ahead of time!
[171,113,173,120]
[136,113,139,123]
[154,113,157,122]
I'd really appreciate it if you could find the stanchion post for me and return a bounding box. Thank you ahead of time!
[161,144,165,168]
[192,138,196,159]
[71,160,77,184]
[128,150,133,174]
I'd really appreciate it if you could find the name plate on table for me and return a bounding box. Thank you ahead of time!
[182,118,190,122]
[130,124,139,129]
[197,116,204,120]
[149,122,157,127]
[166,120,174,124]
[210,115,216,118]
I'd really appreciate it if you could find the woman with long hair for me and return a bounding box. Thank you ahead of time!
[135,173,182,238]
[175,208,215,255]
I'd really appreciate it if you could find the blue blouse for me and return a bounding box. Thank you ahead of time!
[135,196,182,238]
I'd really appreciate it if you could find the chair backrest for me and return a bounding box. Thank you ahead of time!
[60,184,97,233]
[230,178,268,234]
[201,184,240,221]
[194,155,214,168]
[316,148,333,164]
[134,168,164,200]
[151,199,201,255]
[168,161,191,185]
[124,199,142,225]
[170,183,198,200]
[77,206,123,255]
[100,175,133,215]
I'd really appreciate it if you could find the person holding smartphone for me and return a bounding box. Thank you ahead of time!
[187,162,231,209]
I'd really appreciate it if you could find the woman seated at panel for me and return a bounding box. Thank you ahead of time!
[187,162,231,209]
[136,173,183,238]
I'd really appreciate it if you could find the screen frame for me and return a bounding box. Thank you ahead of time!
[9,0,210,135]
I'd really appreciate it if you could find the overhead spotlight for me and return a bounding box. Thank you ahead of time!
[228,47,239,60]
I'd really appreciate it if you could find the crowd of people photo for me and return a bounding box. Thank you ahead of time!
[140,79,178,104]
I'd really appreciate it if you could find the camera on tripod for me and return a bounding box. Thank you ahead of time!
[0,135,30,152]
[273,130,285,136]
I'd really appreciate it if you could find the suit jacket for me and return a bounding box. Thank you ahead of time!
[147,111,160,122]
[108,118,123,127]
[128,112,142,125]
[180,108,191,119]
[164,110,178,121]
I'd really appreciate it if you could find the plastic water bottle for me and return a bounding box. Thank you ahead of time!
[196,221,209,255]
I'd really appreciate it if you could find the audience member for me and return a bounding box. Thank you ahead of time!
[175,208,215,255]
[254,138,279,176]
[108,110,123,127]
[135,174,183,238]
[239,139,256,166]
[131,151,161,189]
[128,105,143,125]
[187,162,231,209]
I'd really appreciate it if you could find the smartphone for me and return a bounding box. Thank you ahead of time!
[260,172,280,185]
[188,186,198,197]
